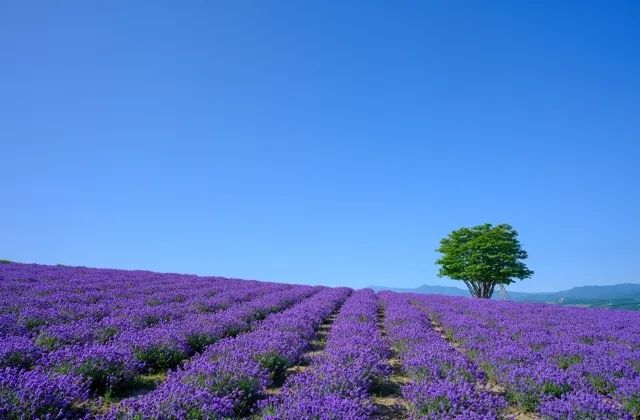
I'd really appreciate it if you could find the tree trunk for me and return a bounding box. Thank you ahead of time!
[480,282,488,298]
[462,280,498,299]
[462,280,479,298]
[475,280,496,298]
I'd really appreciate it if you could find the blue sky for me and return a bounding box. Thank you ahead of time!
[2,1,638,292]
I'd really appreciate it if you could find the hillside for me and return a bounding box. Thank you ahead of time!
[2,262,639,418]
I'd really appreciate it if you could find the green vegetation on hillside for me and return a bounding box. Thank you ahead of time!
[556,298,640,310]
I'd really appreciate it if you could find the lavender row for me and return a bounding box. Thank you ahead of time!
[477,299,640,417]
[413,294,636,419]
[0,262,333,418]
[1,284,308,379]
[1,268,280,341]
[107,285,317,372]
[0,285,318,418]
[102,287,352,419]
[0,264,249,310]
[0,367,88,420]
[379,292,506,419]
[57,285,319,394]
[2,282,284,358]
[259,288,389,419]
[0,262,299,378]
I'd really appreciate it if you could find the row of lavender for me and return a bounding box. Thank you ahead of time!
[414,294,640,418]
[1,271,304,376]
[1,281,292,373]
[103,286,351,418]
[0,263,341,418]
[2,289,318,417]
[0,263,296,370]
[379,292,506,419]
[0,263,281,342]
[260,288,390,419]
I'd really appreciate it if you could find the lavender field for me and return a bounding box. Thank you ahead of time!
[1,263,639,419]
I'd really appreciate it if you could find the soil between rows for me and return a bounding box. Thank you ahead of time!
[371,301,410,420]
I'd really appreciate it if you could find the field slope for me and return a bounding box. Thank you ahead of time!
[1,263,639,419]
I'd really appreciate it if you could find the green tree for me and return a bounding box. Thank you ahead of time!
[435,224,533,298]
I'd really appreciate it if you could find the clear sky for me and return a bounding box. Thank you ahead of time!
[2,1,638,292]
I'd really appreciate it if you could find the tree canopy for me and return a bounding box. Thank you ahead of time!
[435,224,533,298]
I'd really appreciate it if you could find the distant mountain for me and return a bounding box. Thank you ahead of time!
[367,283,640,302]
[518,283,640,302]
[552,283,640,300]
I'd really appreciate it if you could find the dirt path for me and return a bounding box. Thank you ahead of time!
[371,301,410,420]
[265,310,339,397]
[245,307,344,419]
[88,372,167,414]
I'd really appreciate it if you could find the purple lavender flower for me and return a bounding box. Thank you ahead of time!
[118,326,192,372]
[260,370,374,420]
[0,367,88,418]
[540,390,633,419]
[4,261,640,419]
[380,292,507,419]
[615,376,640,417]
[402,379,506,420]
[263,289,386,418]
[0,336,41,369]
[102,378,236,419]
[45,344,144,394]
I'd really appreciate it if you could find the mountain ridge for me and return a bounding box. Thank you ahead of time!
[368,282,640,302]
